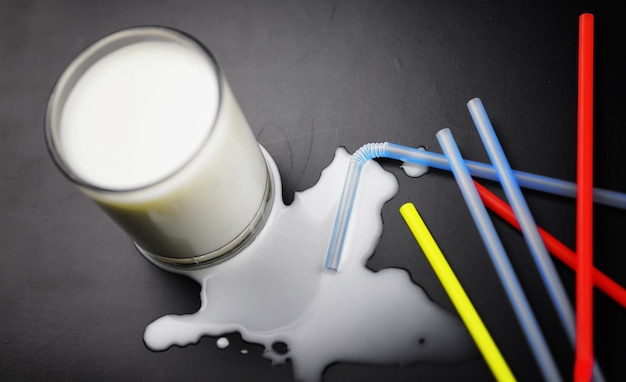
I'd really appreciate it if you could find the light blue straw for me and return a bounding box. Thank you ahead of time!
[324,141,626,271]
[467,98,605,382]
[436,128,561,382]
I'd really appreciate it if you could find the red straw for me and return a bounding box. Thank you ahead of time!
[473,180,626,310]
[575,12,595,382]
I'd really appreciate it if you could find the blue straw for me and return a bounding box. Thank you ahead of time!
[324,141,626,271]
[384,145,626,209]
[436,128,561,382]
[467,98,605,382]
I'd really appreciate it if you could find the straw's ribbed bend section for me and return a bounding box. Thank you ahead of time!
[352,142,388,163]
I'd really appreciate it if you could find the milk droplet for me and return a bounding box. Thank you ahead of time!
[401,147,429,177]
[216,337,229,349]
[142,148,476,382]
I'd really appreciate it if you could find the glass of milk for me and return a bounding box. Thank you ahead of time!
[45,26,274,267]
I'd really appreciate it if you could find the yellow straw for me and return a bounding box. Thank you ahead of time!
[399,202,516,382]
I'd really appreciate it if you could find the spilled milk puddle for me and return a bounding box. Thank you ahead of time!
[142,148,476,381]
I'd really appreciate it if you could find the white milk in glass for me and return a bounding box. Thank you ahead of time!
[48,28,271,265]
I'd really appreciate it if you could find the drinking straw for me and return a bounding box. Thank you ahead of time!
[436,128,561,382]
[468,98,573,328]
[575,12,595,382]
[467,98,605,382]
[399,202,516,382]
[387,143,626,208]
[474,180,626,309]
[323,141,626,271]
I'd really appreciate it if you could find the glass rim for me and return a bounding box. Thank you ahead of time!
[44,25,224,194]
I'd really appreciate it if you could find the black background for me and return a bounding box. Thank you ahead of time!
[1,0,625,381]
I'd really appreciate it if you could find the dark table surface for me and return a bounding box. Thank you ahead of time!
[2,0,625,381]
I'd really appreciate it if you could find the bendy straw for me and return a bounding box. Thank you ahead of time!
[399,202,516,382]
[324,142,626,271]
[436,128,560,381]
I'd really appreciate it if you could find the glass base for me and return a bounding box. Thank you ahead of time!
[136,145,278,269]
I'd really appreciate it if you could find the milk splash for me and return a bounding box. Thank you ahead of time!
[401,147,430,178]
[143,148,476,381]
